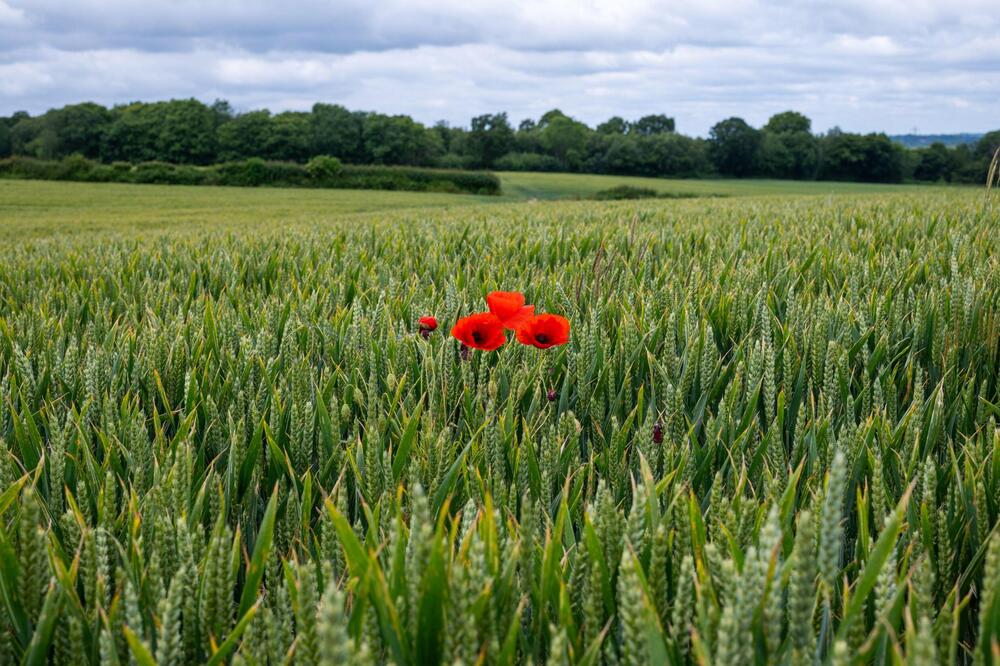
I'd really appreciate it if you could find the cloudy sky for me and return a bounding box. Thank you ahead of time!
[1,0,997,135]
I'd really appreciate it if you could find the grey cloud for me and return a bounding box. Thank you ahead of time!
[0,1,997,135]
[12,0,986,55]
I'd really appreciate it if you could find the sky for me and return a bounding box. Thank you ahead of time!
[1,0,998,136]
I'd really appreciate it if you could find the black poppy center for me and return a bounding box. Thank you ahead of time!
[536,333,549,344]
[472,331,483,343]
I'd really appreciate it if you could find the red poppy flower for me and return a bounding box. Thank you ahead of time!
[516,314,570,349]
[451,312,507,351]
[487,291,535,330]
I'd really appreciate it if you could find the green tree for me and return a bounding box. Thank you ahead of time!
[0,121,10,157]
[101,100,217,164]
[755,132,796,178]
[431,121,463,153]
[29,128,60,159]
[913,142,952,182]
[466,112,514,168]
[538,109,568,127]
[597,116,629,135]
[45,102,113,159]
[759,111,818,179]
[217,110,275,162]
[820,132,903,183]
[639,133,708,176]
[513,119,542,153]
[268,111,312,162]
[9,115,45,156]
[101,103,161,162]
[588,133,640,173]
[764,110,811,134]
[708,117,761,176]
[857,133,904,182]
[590,133,708,177]
[210,99,234,125]
[362,114,442,165]
[630,114,675,135]
[537,110,591,170]
[974,130,1000,162]
[433,121,472,169]
[947,144,980,183]
[311,104,364,162]
[154,99,218,164]
[973,130,1000,183]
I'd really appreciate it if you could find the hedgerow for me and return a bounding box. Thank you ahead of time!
[0,155,501,195]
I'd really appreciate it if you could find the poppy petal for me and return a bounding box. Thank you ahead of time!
[487,291,526,323]
[501,305,535,330]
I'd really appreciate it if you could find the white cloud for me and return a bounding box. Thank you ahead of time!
[0,0,24,25]
[831,35,903,56]
[0,1,998,134]
[0,61,50,95]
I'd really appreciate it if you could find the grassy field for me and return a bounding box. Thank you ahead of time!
[495,171,943,200]
[0,180,998,665]
[0,179,496,239]
[0,174,953,239]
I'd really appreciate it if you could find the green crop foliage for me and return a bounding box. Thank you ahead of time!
[0,184,997,665]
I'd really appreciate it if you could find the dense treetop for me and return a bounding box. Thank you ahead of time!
[1,99,996,184]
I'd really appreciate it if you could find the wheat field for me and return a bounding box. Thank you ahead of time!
[0,184,997,665]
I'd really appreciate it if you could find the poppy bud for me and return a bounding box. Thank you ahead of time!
[418,316,438,339]
[652,422,663,444]
[547,389,557,402]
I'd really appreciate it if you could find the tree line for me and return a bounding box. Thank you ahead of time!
[1,99,997,184]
